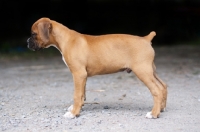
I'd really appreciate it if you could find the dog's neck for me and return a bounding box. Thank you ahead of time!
[48,21,69,52]
[48,20,83,54]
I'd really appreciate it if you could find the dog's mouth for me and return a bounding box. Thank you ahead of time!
[27,37,42,51]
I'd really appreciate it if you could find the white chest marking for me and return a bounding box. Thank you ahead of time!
[46,44,69,68]
[62,56,68,67]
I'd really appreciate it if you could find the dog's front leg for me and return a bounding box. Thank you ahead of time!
[63,70,87,118]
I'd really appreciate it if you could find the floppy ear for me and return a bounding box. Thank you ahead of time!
[37,21,52,43]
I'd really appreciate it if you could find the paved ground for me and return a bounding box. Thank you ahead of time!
[0,45,200,132]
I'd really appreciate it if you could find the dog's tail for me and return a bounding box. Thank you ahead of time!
[144,31,156,42]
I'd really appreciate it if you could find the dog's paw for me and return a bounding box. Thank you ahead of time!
[161,108,166,112]
[63,111,75,119]
[68,105,73,111]
[145,111,153,118]
[145,111,158,119]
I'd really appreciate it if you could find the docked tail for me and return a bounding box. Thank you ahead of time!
[144,31,156,42]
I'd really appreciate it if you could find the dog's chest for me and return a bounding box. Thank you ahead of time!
[62,56,69,67]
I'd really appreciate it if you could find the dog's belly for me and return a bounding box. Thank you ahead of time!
[86,66,121,76]
[86,60,131,76]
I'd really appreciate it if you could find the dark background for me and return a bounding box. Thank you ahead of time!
[0,0,200,53]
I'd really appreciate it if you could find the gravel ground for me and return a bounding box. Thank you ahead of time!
[0,45,200,132]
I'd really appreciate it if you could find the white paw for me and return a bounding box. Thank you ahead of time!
[68,105,73,111]
[63,111,75,119]
[145,112,153,119]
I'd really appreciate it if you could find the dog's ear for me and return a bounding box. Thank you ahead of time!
[37,20,52,43]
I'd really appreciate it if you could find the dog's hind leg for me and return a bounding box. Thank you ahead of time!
[152,62,167,112]
[132,62,165,118]
[154,73,167,112]
[83,82,86,101]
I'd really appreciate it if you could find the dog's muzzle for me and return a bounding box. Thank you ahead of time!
[27,37,41,51]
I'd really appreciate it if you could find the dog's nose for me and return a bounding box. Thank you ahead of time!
[27,38,30,43]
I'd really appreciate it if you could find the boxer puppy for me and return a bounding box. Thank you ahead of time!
[27,17,167,119]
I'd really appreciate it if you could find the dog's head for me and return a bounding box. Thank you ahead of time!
[27,18,52,51]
